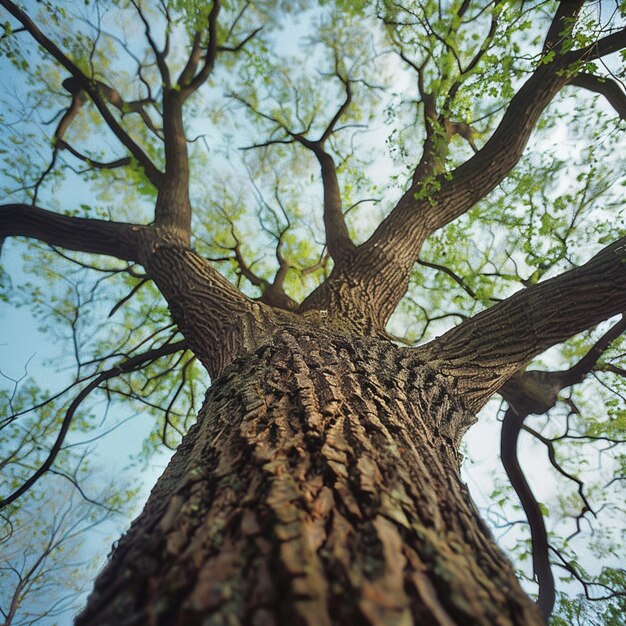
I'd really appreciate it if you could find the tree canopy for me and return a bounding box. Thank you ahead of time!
[0,0,625,623]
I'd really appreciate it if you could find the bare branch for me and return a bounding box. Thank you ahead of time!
[501,408,555,620]
[130,0,171,88]
[0,204,142,263]
[56,141,132,170]
[320,73,353,144]
[496,315,625,620]
[561,315,626,386]
[92,81,161,134]
[218,26,262,53]
[0,340,187,510]
[0,0,164,188]
[568,73,626,120]
[417,258,478,299]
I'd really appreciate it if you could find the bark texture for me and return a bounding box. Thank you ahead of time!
[76,328,543,626]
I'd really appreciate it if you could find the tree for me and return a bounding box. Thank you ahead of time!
[0,0,625,624]
[1,479,119,626]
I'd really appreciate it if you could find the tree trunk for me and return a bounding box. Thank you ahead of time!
[76,328,543,626]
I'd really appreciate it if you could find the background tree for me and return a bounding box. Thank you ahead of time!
[0,0,625,624]
[1,477,123,626]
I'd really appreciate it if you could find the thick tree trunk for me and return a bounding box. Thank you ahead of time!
[77,328,543,626]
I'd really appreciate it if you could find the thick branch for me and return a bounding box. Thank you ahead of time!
[423,237,626,412]
[184,0,221,94]
[568,73,626,120]
[562,26,626,64]
[315,149,355,265]
[335,10,626,329]
[155,92,191,242]
[501,408,555,621]
[292,73,356,265]
[139,241,273,377]
[0,204,142,262]
[288,133,355,265]
[499,314,626,416]
[542,1,585,54]
[178,31,203,88]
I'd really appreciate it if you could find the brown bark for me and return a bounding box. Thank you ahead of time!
[76,328,543,626]
[0,204,142,262]
[424,236,626,413]
[156,92,193,243]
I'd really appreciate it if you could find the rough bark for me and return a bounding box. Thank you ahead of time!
[424,237,626,412]
[0,204,142,262]
[76,328,543,626]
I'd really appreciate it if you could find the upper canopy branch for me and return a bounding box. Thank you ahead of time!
[421,236,626,415]
[562,25,626,64]
[234,79,357,266]
[0,204,142,263]
[181,0,221,95]
[0,0,164,189]
[542,0,585,55]
[334,6,626,329]
[130,0,171,88]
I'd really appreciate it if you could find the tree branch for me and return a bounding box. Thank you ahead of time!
[568,73,626,120]
[563,26,626,65]
[542,0,585,54]
[500,408,555,620]
[0,340,187,510]
[496,315,625,620]
[295,70,356,265]
[0,0,164,188]
[327,7,626,331]
[314,148,355,266]
[234,85,356,266]
[154,91,192,242]
[92,80,161,134]
[0,204,142,262]
[56,141,132,170]
[184,0,221,94]
[560,314,626,386]
[130,0,171,88]
[423,236,626,412]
